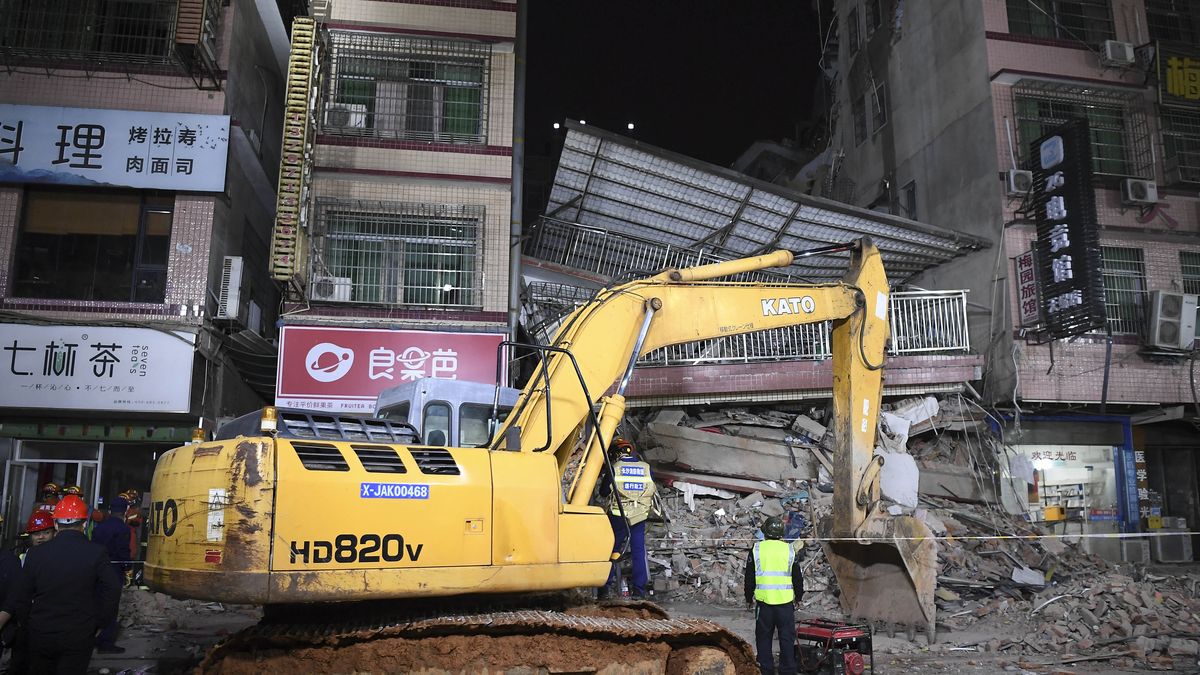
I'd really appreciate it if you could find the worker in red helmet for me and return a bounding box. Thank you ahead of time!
[0,495,121,673]
[24,511,56,549]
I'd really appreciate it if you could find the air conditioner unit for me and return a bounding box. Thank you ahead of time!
[1121,178,1158,205]
[1164,156,1199,187]
[1151,528,1193,563]
[1121,537,1151,564]
[1006,169,1033,196]
[216,256,244,320]
[311,275,353,302]
[1100,40,1136,67]
[324,103,368,129]
[1147,290,1199,350]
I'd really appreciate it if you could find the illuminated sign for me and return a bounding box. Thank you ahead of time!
[1014,249,1040,327]
[1159,45,1200,109]
[1031,118,1106,339]
[271,17,319,281]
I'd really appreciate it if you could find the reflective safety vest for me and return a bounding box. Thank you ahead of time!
[609,458,656,525]
[753,539,796,605]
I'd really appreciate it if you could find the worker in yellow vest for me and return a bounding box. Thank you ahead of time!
[603,438,656,599]
[744,516,803,675]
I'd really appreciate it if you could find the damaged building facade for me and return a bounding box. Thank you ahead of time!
[801,0,1200,562]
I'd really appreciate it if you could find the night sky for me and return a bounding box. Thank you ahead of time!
[525,2,823,168]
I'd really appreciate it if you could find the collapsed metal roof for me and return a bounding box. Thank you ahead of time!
[544,121,990,283]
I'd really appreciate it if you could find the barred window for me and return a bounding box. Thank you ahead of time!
[325,31,490,144]
[0,0,177,62]
[1162,109,1200,186]
[870,82,887,132]
[847,6,860,55]
[1181,251,1200,338]
[1146,0,1200,46]
[1014,85,1149,177]
[312,201,483,308]
[865,0,883,33]
[1005,0,1114,45]
[852,95,867,145]
[1100,246,1145,334]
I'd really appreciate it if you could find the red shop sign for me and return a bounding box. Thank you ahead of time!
[276,326,506,413]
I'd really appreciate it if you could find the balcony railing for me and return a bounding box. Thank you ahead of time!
[640,290,969,366]
[522,220,973,366]
[0,0,179,63]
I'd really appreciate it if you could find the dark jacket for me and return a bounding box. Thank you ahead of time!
[3,529,121,646]
[743,543,804,604]
[90,516,133,568]
[0,550,21,603]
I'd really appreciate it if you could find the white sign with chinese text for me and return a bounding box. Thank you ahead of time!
[0,104,228,192]
[0,324,196,413]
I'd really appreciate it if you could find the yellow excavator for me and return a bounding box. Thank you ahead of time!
[146,238,936,673]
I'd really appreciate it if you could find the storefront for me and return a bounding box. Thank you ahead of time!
[0,323,197,544]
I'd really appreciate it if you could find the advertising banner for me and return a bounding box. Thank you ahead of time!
[0,324,195,413]
[0,104,229,192]
[276,326,506,413]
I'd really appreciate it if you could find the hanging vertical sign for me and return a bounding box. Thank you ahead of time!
[1031,118,1107,339]
[1014,249,1041,326]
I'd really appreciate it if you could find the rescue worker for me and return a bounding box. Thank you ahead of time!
[32,483,60,515]
[89,495,132,651]
[744,516,803,675]
[0,514,20,669]
[61,485,83,498]
[7,511,56,673]
[0,495,121,673]
[604,438,656,599]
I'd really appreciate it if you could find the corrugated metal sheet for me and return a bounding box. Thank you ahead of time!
[545,122,990,283]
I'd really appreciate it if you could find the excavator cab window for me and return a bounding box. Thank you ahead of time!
[460,402,513,448]
[379,402,410,425]
[423,402,450,446]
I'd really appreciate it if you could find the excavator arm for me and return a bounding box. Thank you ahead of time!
[498,237,936,640]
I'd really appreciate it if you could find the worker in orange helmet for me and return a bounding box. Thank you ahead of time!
[32,483,60,515]
[0,495,121,672]
[602,437,656,600]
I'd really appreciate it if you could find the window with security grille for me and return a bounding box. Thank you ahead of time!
[1181,251,1200,338]
[1015,93,1134,176]
[313,201,483,307]
[847,6,861,55]
[0,0,178,62]
[325,31,490,144]
[1100,246,1145,334]
[870,82,887,132]
[1162,109,1200,186]
[1005,0,1115,45]
[852,95,867,145]
[1146,0,1200,46]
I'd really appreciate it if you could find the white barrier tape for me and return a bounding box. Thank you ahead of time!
[647,530,1200,544]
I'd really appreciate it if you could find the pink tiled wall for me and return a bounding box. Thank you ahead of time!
[1006,224,1200,404]
[0,188,20,295]
[165,196,217,309]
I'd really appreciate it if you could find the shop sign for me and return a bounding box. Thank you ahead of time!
[1014,249,1041,327]
[1088,508,1119,521]
[1031,118,1106,339]
[0,104,229,192]
[276,326,506,413]
[0,324,195,413]
[1120,446,1140,527]
[1158,45,1200,109]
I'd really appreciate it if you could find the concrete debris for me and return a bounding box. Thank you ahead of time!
[628,396,1200,671]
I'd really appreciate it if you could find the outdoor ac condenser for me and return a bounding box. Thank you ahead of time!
[216,256,244,320]
[311,275,353,302]
[1151,529,1193,563]
[1120,537,1150,564]
[1147,290,1199,350]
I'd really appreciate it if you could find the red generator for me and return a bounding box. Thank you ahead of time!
[795,618,873,674]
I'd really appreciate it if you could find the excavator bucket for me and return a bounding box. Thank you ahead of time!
[821,513,938,642]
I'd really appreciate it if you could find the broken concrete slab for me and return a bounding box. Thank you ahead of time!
[790,414,827,443]
[653,467,783,496]
[876,449,919,507]
[645,422,816,481]
[650,408,688,426]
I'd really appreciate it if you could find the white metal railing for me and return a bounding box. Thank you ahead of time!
[639,291,969,366]
[524,219,972,366]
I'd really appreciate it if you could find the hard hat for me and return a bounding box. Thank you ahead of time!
[41,482,60,496]
[62,485,83,496]
[762,516,785,539]
[25,511,54,533]
[613,437,635,456]
[52,495,88,521]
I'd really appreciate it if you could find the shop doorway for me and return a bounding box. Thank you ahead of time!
[2,440,101,546]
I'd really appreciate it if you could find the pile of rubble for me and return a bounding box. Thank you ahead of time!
[632,396,1200,670]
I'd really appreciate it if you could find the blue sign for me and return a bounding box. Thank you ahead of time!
[621,481,644,491]
[619,466,646,477]
[360,483,430,499]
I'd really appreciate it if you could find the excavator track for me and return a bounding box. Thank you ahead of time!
[199,601,757,674]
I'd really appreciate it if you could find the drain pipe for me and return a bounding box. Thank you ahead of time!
[507,0,528,385]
